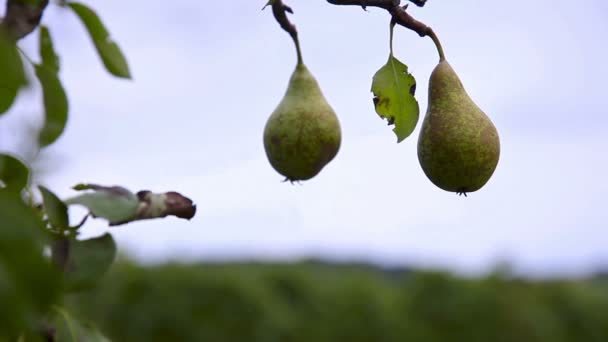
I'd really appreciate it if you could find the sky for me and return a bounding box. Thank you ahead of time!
[1,0,607,276]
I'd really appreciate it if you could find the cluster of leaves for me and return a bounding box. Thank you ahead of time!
[0,153,195,340]
[0,0,130,149]
[69,261,608,342]
[0,153,118,339]
[0,1,196,340]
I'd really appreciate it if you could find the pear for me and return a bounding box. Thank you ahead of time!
[417,60,500,194]
[264,63,341,181]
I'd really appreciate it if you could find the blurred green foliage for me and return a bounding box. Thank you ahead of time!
[67,261,608,342]
[0,191,61,340]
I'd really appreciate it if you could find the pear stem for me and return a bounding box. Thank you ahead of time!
[428,28,446,61]
[267,0,304,66]
[389,19,396,56]
[293,34,304,65]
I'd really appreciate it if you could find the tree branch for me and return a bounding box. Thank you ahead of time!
[327,0,430,36]
[408,0,426,7]
[327,0,445,60]
[1,0,49,40]
[327,0,425,9]
[265,0,303,65]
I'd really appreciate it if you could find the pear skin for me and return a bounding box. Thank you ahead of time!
[417,60,500,194]
[264,63,341,181]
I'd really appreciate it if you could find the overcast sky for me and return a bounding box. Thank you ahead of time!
[1,0,607,276]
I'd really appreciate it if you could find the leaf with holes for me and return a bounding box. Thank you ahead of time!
[65,186,139,225]
[0,32,27,115]
[68,2,131,78]
[36,65,68,147]
[371,54,419,142]
[0,154,29,192]
[39,186,69,229]
[64,233,117,292]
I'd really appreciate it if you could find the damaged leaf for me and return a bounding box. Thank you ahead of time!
[65,184,139,225]
[133,190,197,224]
[66,183,196,226]
[371,54,419,143]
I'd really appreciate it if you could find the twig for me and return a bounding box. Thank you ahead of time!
[409,0,426,6]
[327,0,425,9]
[1,0,50,40]
[327,0,429,36]
[264,0,303,65]
[326,0,444,60]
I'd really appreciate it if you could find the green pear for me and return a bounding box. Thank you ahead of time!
[417,60,500,194]
[264,63,341,181]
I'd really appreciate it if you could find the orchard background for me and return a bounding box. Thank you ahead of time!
[0,0,607,340]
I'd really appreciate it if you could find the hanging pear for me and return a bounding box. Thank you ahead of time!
[264,63,341,181]
[417,38,500,195]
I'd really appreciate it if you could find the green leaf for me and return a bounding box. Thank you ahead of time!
[0,87,19,115]
[0,192,62,338]
[68,2,131,78]
[65,233,117,292]
[39,185,69,229]
[0,32,27,115]
[65,187,139,225]
[67,184,196,226]
[0,154,29,192]
[35,65,69,147]
[54,306,113,341]
[371,54,419,142]
[39,25,60,73]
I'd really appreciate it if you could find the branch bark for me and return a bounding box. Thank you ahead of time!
[327,0,425,8]
[327,0,445,59]
[1,0,49,40]
[266,0,303,64]
[327,0,431,37]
